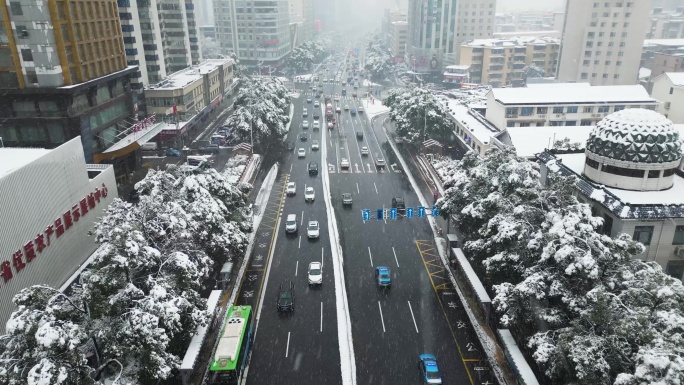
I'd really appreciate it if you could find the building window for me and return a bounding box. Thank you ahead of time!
[583,60,590,66]
[505,107,518,116]
[614,105,625,111]
[633,226,654,246]
[10,1,22,15]
[537,107,548,114]
[598,106,610,113]
[670,87,674,94]
[553,106,564,114]
[567,106,578,113]
[581,72,588,79]
[673,226,684,245]
[521,107,534,116]
[614,74,620,79]
[565,121,577,126]
[507,121,515,127]
[21,48,33,61]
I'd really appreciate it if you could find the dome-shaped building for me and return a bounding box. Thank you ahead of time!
[583,108,682,191]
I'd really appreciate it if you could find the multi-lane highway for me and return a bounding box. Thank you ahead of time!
[240,53,497,385]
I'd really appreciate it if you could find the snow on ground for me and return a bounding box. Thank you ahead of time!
[222,155,249,184]
[295,74,313,81]
[361,79,380,87]
[360,98,389,120]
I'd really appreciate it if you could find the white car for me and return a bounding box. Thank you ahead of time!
[344,105,350,110]
[302,120,310,129]
[313,120,320,129]
[303,108,308,117]
[340,158,350,169]
[311,140,320,151]
[361,146,369,155]
[308,261,322,285]
[307,221,320,239]
[334,96,340,102]
[305,186,315,202]
[298,148,306,158]
[286,182,296,196]
[336,106,341,113]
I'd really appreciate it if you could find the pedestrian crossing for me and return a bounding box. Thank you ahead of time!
[327,163,388,174]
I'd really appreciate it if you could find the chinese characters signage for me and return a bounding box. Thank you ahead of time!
[1,183,109,287]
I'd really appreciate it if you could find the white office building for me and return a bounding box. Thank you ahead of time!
[0,138,118,330]
[557,0,652,85]
[213,0,292,68]
[119,0,201,88]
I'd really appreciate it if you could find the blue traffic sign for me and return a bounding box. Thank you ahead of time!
[406,207,414,218]
[376,209,384,221]
[389,208,397,220]
[417,206,426,218]
[432,206,439,217]
[362,209,371,221]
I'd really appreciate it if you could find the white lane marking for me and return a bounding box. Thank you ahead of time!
[356,182,360,194]
[301,211,304,225]
[285,331,291,357]
[368,247,373,267]
[378,301,386,333]
[290,163,293,173]
[321,247,325,265]
[392,246,399,268]
[298,235,302,249]
[408,301,419,333]
[374,182,378,194]
[295,260,299,276]
[320,302,324,332]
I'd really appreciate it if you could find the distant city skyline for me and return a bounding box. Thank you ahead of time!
[496,0,566,13]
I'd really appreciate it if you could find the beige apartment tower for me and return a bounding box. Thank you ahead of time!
[557,0,652,85]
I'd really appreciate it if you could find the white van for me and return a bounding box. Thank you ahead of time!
[285,214,297,233]
[141,142,158,151]
[186,155,213,168]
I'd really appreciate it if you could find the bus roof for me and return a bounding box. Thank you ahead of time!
[180,290,222,370]
[210,305,251,372]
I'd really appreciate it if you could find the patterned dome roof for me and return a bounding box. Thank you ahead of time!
[586,108,682,163]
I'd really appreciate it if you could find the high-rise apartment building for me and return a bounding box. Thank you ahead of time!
[557,0,653,86]
[119,0,201,88]
[289,0,315,43]
[213,0,292,68]
[0,0,138,167]
[407,0,496,77]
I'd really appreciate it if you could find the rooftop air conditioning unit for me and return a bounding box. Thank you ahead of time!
[674,246,684,257]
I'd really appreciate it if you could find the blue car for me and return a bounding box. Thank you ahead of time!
[418,354,442,384]
[164,148,181,157]
[375,266,391,287]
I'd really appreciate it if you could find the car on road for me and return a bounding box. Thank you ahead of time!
[336,106,341,113]
[311,140,319,151]
[305,186,315,202]
[313,120,320,130]
[303,108,308,117]
[340,158,350,169]
[313,113,320,120]
[306,96,312,103]
[286,182,296,196]
[358,106,364,113]
[352,92,357,98]
[350,108,357,115]
[392,197,405,213]
[308,162,318,176]
[375,156,386,167]
[200,144,220,154]
[164,148,181,157]
[342,193,353,205]
[298,148,306,158]
[277,281,295,312]
[307,221,320,239]
[300,132,308,141]
[344,105,350,110]
[308,261,322,285]
[334,96,340,102]
[287,142,295,151]
[361,146,369,155]
[375,266,391,286]
[356,131,364,140]
[314,101,320,107]
[285,214,297,233]
[302,120,310,129]
[418,354,442,384]
[327,122,334,129]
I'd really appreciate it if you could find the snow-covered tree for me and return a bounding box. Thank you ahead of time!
[523,65,546,82]
[384,87,453,144]
[364,34,392,80]
[227,77,291,153]
[286,39,328,74]
[0,286,94,385]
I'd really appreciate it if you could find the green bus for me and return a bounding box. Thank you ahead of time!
[209,305,253,385]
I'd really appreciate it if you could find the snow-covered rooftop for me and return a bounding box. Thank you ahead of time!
[147,59,232,90]
[0,148,51,178]
[437,97,498,143]
[489,84,657,105]
[665,72,684,86]
[644,38,684,47]
[464,36,559,47]
[501,125,593,158]
[538,151,684,219]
